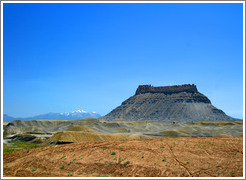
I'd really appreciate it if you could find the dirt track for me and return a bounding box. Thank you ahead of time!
[3,136,243,177]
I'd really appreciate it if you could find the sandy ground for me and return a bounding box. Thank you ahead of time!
[3,136,243,177]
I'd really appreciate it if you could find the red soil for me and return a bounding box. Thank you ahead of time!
[3,136,243,177]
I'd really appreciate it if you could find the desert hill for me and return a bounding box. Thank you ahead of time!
[4,118,243,144]
[102,84,240,123]
[3,136,243,177]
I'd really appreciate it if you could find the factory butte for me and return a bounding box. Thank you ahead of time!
[102,84,239,123]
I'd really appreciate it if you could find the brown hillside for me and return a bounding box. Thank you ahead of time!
[3,136,243,177]
[47,131,140,143]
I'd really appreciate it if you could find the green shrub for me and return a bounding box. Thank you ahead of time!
[118,157,126,164]
[61,155,66,159]
[124,161,130,166]
[99,175,109,177]
[25,149,29,153]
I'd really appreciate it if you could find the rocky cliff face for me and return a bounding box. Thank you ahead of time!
[135,84,198,95]
[102,84,239,123]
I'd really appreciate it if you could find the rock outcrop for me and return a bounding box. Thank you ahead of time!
[102,84,240,123]
[135,84,198,95]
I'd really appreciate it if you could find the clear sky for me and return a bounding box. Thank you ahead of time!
[3,2,243,119]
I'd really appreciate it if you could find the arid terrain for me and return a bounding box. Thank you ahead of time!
[4,119,243,144]
[3,118,243,177]
[3,136,243,177]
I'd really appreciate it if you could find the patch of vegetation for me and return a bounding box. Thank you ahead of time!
[68,158,78,166]
[60,165,65,169]
[68,172,73,176]
[31,168,37,172]
[162,158,167,162]
[142,156,144,158]
[111,152,116,155]
[3,141,41,154]
[186,161,190,164]
[61,155,66,159]
[99,175,109,177]
[24,149,29,153]
[202,145,207,149]
[117,157,126,164]
[3,129,8,138]
[124,161,130,166]
[105,161,113,164]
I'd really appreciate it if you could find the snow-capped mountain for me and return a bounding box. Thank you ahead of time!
[3,110,101,122]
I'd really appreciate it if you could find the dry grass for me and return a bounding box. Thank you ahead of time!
[194,121,243,126]
[159,130,190,137]
[67,126,94,132]
[47,131,138,143]
[74,118,100,123]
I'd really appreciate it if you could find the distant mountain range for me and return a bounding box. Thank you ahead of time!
[3,110,101,122]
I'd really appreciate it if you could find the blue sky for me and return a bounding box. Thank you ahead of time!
[3,3,243,118]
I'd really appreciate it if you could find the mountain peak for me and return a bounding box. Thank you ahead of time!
[71,110,87,113]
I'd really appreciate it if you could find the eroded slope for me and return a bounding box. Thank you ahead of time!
[3,136,243,177]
